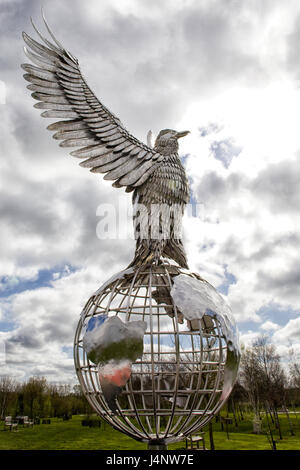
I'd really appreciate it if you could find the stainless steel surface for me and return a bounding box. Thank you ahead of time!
[22,13,191,270]
[74,261,240,445]
[22,12,240,448]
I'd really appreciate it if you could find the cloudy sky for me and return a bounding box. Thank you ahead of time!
[1,0,300,383]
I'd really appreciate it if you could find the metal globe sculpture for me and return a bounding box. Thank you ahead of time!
[74,261,240,449]
[22,14,240,450]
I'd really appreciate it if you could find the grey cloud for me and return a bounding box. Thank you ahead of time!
[7,326,43,349]
[0,177,110,266]
[193,156,300,216]
[1,0,286,158]
[194,171,244,204]
[7,0,273,141]
[286,13,300,81]
[257,265,300,292]
[0,0,40,36]
[10,103,54,161]
[2,0,300,381]
[43,319,76,344]
[0,184,64,238]
[29,366,72,378]
[219,232,300,268]
[251,158,300,213]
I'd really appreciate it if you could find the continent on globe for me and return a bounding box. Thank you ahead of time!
[82,315,147,411]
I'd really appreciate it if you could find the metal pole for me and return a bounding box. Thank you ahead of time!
[148,440,168,450]
[209,421,215,450]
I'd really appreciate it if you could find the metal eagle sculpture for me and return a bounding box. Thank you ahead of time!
[22,12,191,269]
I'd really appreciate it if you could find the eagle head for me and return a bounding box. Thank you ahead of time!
[154,129,190,154]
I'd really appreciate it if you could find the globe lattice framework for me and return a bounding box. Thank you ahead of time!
[74,261,239,447]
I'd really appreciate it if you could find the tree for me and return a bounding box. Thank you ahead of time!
[287,348,300,426]
[289,349,300,389]
[22,377,47,418]
[229,381,248,424]
[240,336,287,437]
[239,347,262,433]
[0,376,17,419]
[252,336,286,439]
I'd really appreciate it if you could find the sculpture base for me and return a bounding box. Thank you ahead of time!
[148,440,168,451]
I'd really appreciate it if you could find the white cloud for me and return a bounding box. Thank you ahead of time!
[272,318,300,344]
[0,80,6,104]
[1,0,300,381]
[239,331,260,349]
[178,82,300,325]
[261,321,280,332]
[2,266,118,382]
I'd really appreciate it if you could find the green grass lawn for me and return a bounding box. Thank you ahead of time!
[0,413,299,450]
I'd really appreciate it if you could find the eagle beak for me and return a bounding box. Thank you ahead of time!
[176,130,190,139]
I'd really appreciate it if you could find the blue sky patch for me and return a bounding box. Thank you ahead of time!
[256,303,300,327]
[210,139,242,169]
[62,345,74,356]
[217,266,237,295]
[198,122,223,137]
[0,265,78,298]
[0,320,16,332]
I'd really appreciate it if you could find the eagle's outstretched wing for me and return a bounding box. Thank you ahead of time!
[21,13,164,192]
